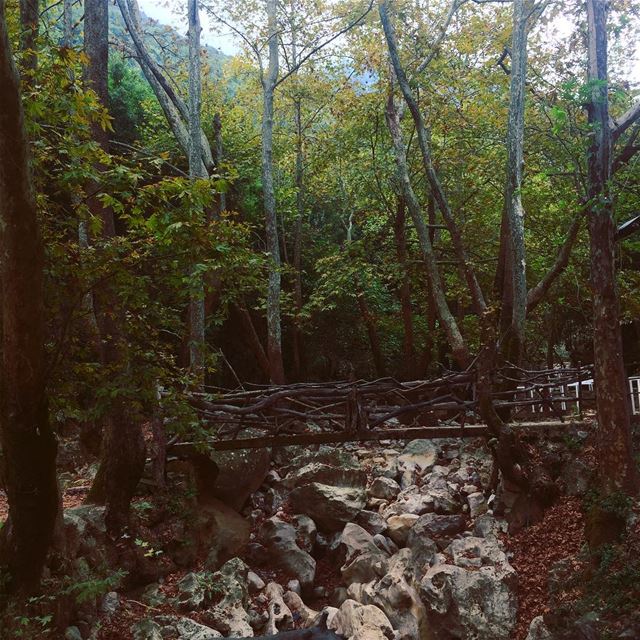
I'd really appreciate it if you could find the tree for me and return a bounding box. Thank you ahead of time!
[585,0,637,495]
[83,0,146,535]
[0,0,58,591]
[188,0,207,383]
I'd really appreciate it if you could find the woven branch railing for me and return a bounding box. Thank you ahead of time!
[171,365,595,451]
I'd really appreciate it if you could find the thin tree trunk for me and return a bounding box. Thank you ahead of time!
[19,0,38,77]
[585,0,636,494]
[380,0,486,317]
[116,0,212,174]
[292,96,305,380]
[393,196,415,378]
[213,112,226,214]
[83,0,145,536]
[385,89,470,368]
[234,304,271,379]
[262,0,285,384]
[0,0,58,592]
[187,0,206,385]
[356,292,386,378]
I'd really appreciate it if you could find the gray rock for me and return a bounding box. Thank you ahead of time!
[347,548,428,640]
[141,583,166,607]
[131,619,163,640]
[396,440,439,487]
[64,627,83,640]
[100,591,120,618]
[369,477,401,500]
[287,579,302,595]
[292,514,317,553]
[290,483,366,531]
[209,445,271,511]
[409,513,467,540]
[340,523,389,585]
[264,582,293,635]
[473,514,507,539]
[420,536,516,640]
[152,616,223,639]
[204,558,253,636]
[372,534,398,557]
[355,510,388,536]
[526,616,553,640]
[260,516,316,587]
[467,491,488,518]
[247,571,266,593]
[178,572,212,611]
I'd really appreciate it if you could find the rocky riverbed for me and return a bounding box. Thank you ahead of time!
[58,435,588,640]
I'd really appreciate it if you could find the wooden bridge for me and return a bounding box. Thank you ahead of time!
[172,366,598,452]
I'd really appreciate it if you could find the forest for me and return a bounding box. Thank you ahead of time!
[0,0,639,637]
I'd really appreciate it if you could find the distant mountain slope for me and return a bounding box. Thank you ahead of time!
[108,5,229,76]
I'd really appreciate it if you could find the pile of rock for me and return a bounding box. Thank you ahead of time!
[67,437,523,639]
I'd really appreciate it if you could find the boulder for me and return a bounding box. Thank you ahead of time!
[203,558,253,636]
[152,616,223,639]
[369,477,401,500]
[209,445,271,511]
[327,599,395,640]
[290,484,366,531]
[526,616,554,640]
[347,549,429,640]
[340,523,389,585]
[292,514,317,553]
[131,619,163,640]
[386,514,419,546]
[355,510,388,536]
[264,582,293,634]
[459,439,495,491]
[419,535,517,640]
[408,513,467,541]
[178,572,212,611]
[467,492,488,518]
[283,591,321,628]
[397,440,439,486]
[260,516,316,588]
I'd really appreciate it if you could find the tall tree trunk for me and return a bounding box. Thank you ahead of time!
[0,0,58,592]
[356,291,386,378]
[585,0,636,494]
[187,0,206,385]
[213,111,226,215]
[500,0,530,363]
[262,0,285,384]
[292,96,305,380]
[380,0,486,317]
[385,89,470,368]
[83,0,145,536]
[19,0,38,77]
[393,196,416,378]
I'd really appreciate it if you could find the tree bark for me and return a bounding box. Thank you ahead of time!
[83,0,146,536]
[393,196,416,378]
[585,0,637,494]
[385,89,470,368]
[501,0,530,362]
[262,0,286,384]
[292,96,306,380]
[0,0,59,592]
[187,0,206,385]
[19,0,38,77]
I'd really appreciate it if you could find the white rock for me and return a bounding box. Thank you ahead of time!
[328,599,396,640]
